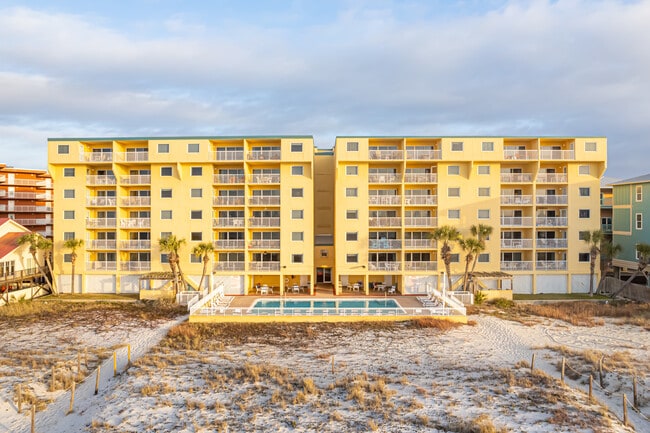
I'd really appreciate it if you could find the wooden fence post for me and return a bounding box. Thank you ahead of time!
[633,375,638,408]
[113,351,117,376]
[623,394,628,426]
[77,353,81,375]
[599,356,604,388]
[589,375,593,402]
[95,366,101,395]
[530,353,535,374]
[68,380,75,414]
[17,383,22,414]
[127,344,131,365]
[561,357,565,384]
[50,366,56,392]
[331,356,335,374]
[31,404,35,433]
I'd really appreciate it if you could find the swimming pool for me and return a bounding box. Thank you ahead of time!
[249,298,404,315]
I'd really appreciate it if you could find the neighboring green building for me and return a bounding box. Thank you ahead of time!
[611,174,650,276]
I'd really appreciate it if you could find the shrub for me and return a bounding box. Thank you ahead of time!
[474,291,487,305]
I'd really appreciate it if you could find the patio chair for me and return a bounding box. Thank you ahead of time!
[387,285,396,295]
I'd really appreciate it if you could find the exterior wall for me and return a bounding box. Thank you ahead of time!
[0,165,53,237]
[613,181,650,263]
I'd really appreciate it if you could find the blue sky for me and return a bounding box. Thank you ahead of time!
[1,0,649,179]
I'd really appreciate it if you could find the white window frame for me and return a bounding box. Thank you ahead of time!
[347,141,359,152]
[579,187,590,197]
[477,165,490,175]
[585,142,597,152]
[578,165,590,175]
[161,167,173,176]
[346,166,358,175]
[478,187,490,197]
[346,188,358,197]
[481,142,494,152]
[448,165,460,175]
[63,210,75,219]
[291,209,304,219]
[451,142,463,151]
[478,209,490,219]
[291,142,303,152]
[448,187,460,197]
[448,209,460,219]
[291,188,303,198]
[187,143,200,153]
[636,213,643,230]
[291,166,304,176]
[292,232,304,241]
[58,144,70,154]
[161,210,172,219]
[63,189,75,199]
[158,143,170,153]
[346,232,358,241]
[191,188,202,198]
[636,185,643,202]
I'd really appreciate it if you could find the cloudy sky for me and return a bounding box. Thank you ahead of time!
[1,0,648,178]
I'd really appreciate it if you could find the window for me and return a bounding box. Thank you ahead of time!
[451,142,463,151]
[347,141,359,152]
[346,188,358,197]
[579,253,590,262]
[63,210,75,219]
[579,231,589,241]
[161,167,172,176]
[191,210,202,219]
[292,254,303,263]
[291,142,303,152]
[579,187,590,197]
[291,166,304,175]
[321,250,328,257]
[160,253,169,263]
[478,253,489,263]
[579,165,590,175]
[191,167,202,176]
[191,188,202,198]
[161,210,172,219]
[346,254,358,263]
[292,232,304,241]
[161,189,172,198]
[346,166,358,175]
[64,254,72,263]
[636,185,643,202]
[161,232,172,239]
[292,188,303,198]
[63,189,75,199]
[585,142,597,152]
[478,209,490,219]
[58,144,69,154]
[63,168,75,177]
[448,187,460,197]
[190,254,202,264]
[191,232,202,241]
[346,232,358,241]
[450,253,460,263]
[63,232,75,241]
[448,209,460,219]
[482,142,494,152]
[636,213,643,230]
[448,165,460,175]
[579,209,590,218]
[478,187,490,197]
[158,143,169,153]
[477,165,490,175]
[187,143,200,153]
[346,210,358,219]
[292,209,304,219]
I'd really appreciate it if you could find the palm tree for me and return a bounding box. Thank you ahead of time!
[17,233,55,294]
[192,242,214,292]
[470,224,493,273]
[596,240,622,294]
[581,229,604,296]
[459,237,485,293]
[158,235,187,296]
[611,242,650,298]
[63,238,84,294]
[430,225,461,291]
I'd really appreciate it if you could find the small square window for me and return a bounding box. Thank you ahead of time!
[579,187,590,197]
[448,187,460,197]
[292,254,304,263]
[451,142,463,151]
[63,189,75,199]
[58,144,69,154]
[160,253,169,263]
[64,254,72,263]
[292,232,304,241]
[448,165,460,175]
[191,232,202,241]
[478,209,490,219]
[161,189,172,198]
[347,141,359,152]
[291,166,304,175]
[478,253,489,263]
[321,249,328,257]
[450,253,460,263]
[636,185,642,202]
[291,142,303,152]
[579,165,590,175]
[161,232,172,239]
[161,210,172,219]
[191,188,203,198]
[158,143,169,153]
[482,142,494,152]
[578,253,590,262]
[585,142,597,152]
[291,210,304,219]
[579,231,589,240]
[191,210,202,219]
[579,209,590,218]
[190,254,202,263]
[636,213,643,230]
[346,254,359,263]
[292,188,303,198]
[63,210,75,219]
[191,167,202,176]
[478,166,490,175]
[346,188,358,197]
[346,166,358,175]
[161,167,172,176]
[346,232,358,241]
[478,187,490,197]
[448,209,460,219]
[63,168,75,177]
[187,143,200,153]
[63,232,75,241]
[346,210,358,219]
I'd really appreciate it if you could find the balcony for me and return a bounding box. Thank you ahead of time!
[213,218,245,227]
[120,175,151,185]
[368,196,401,206]
[602,223,612,233]
[213,240,245,249]
[214,150,244,161]
[500,173,534,183]
[536,173,567,183]
[86,218,117,228]
[368,173,401,183]
[214,262,245,271]
[213,174,245,184]
[369,217,402,227]
[248,151,280,161]
[114,151,149,162]
[404,239,436,248]
[120,197,151,207]
[249,261,280,271]
[368,262,401,271]
[536,217,568,227]
[86,197,117,207]
[120,240,151,250]
[14,218,52,226]
[535,195,568,205]
[405,195,437,205]
[249,239,281,249]
[539,150,574,160]
[87,175,116,185]
[0,191,51,200]
[13,205,53,212]
[369,239,402,249]
[213,196,245,206]
[601,197,613,207]
[404,217,437,227]
[406,149,441,160]
[536,239,568,249]
[404,173,437,183]
[87,240,117,250]
[248,217,280,227]
[369,150,403,160]
[503,150,538,160]
[500,239,533,249]
[500,261,533,271]
[121,261,151,271]
[249,174,281,184]
[249,196,281,206]
[500,195,533,205]
[0,175,5,182]
[404,261,437,271]
[536,260,567,270]
[86,261,117,271]
[5,178,47,187]
[120,218,151,228]
[80,152,113,162]
[500,217,533,227]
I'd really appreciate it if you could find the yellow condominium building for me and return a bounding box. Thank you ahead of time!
[48,135,606,295]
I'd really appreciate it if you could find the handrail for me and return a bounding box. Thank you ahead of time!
[189,283,225,315]
[193,306,462,317]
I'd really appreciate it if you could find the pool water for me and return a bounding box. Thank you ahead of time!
[251,298,401,311]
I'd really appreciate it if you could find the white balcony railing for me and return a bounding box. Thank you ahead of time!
[500,261,533,271]
[213,174,245,184]
[403,173,437,183]
[0,191,51,200]
[404,239,436,248]
[536,217,568,227]
[85,261,117,270]
[500,195,533,205]
[539,149,575,160]
[120,218,151,228]
[86,197,117,207]
[369,217,402,227]
[80,152,113,162]
[114,152,149,162]
[121,261,151,271]
[500,217,533,226]
[404,195,437,205]
[249,262,281,271]
[500,173,534,183]
[404,261,437,271]
[120,197,151,207]
[368,173,401,183]
[213,196,245,206]
[503,150,538,160]
[120,175,151,185]
[14,218,52,226]
[86,218,117,228]
[87,240,117,250]
[368,150,404,160]
[214,262,245,271]
[248,217,281,227]
[248,151,280,161]
[535,195,568,205]
[404,217,437,227]
[120,240,152,250]
[536,173,568,183]
[405,149,442,160]
[214,150,244,161]
[249,239,281,249]
[368,261,401,271]
[86,175,116,185]
[535,239,568,249]
[368,239,402,249]
[5,178,47,187]
[536,260,567,270]
[368,196,401,205]
[249,196,281,206]
[213,218,245,227]
[249,174,281,184]
[213,240,245,249]
[13,205,53,212]
[500,239,533,249]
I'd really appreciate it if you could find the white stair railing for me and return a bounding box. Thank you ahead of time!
[428,288,466,315]
[189,284,225,315]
